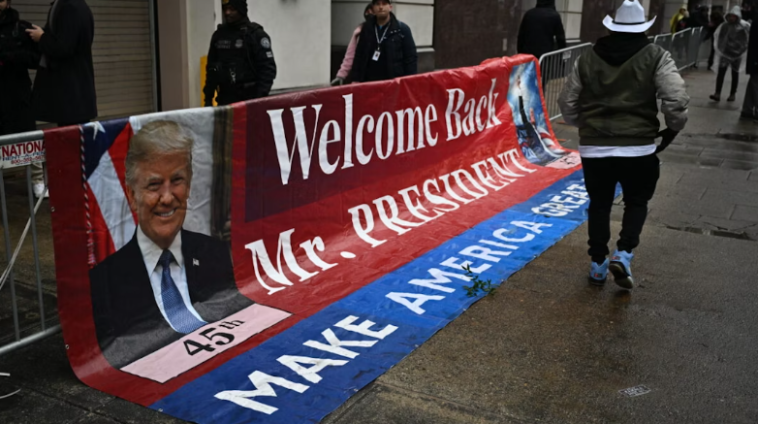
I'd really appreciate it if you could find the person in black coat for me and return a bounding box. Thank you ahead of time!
[26,0,96,126]
[203,0,277,106]
[742,7,758,120]
[518,0,567,89]
[0,0,39,136]
[351,0,417,83]
[518,0,567,61]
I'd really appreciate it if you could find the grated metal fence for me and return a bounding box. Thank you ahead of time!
[538,43,594,123]
[0,131,60,357]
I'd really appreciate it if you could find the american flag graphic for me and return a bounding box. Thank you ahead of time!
[81,119,137,267]
[80,109,218,268]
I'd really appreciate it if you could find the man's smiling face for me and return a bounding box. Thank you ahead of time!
[127,152,191,250]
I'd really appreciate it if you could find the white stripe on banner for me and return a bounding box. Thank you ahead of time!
[89,150,136,251]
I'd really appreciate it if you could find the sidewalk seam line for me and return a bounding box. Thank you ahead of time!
[374,380,533,423]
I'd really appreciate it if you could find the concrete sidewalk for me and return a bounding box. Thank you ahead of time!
[1,69,757,424]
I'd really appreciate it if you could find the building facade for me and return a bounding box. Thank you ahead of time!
[11,0,733,120]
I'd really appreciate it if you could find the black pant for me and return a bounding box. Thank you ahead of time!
[716,66,739,97]
[581,154,660,260]
[708,41,715,69]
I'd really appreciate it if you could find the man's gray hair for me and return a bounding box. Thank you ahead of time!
[125,120,194,188]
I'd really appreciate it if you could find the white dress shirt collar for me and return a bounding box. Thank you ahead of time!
[135,227,205,331]
[136,227,184,272]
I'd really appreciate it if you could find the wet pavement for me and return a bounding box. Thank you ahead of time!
[0,69,757,424]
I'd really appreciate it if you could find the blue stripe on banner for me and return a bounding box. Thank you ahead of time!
[151,169,597,424]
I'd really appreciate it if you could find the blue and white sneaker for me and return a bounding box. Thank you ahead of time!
[609,250,634,289]
[589,259,609,286]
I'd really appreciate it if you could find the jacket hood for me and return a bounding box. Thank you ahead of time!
[594,32,652,66]
[536,0,556,8]
[726,6,742,20]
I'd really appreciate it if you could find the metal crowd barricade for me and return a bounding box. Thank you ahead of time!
[0,130,60,357]
[671,29,691,70]
[654,33,673,52]
[541,29,702,121]
[538,43,593,122]
[688,27,703,69]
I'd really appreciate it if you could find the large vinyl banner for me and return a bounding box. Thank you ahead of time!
[46,55,588,423]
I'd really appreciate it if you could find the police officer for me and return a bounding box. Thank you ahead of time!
[203,0,276,106]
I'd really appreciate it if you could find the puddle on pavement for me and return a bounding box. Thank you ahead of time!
[718,133,758,143]
[663,225,754,241]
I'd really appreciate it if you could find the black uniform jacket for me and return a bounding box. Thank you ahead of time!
[203,19,277,105]
[351,13,417,83]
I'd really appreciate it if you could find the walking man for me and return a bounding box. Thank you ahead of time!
[710,7,751,102]
[350,0,417,83]
[517,0,566,88]
[558,0,689,289]
[204,0,277,106]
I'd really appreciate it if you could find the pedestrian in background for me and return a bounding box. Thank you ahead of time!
[686,5,710,29]
[710,6,751,102]
[331,2,373,86]
[558,0,689,289]
[686,5,710,69]
[706,9,725,70]
[204,0,276,106]
[517,0,566,88]
[351,0,417,83]
[0,0,39,136]
[742,7,758,121]
[26,0,96,198]
[671,6,689,33]
[27,0,96,125]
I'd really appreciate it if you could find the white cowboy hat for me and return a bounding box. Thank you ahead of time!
[603,0,656,33]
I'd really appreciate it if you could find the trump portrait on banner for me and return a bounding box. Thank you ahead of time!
[89,120,253,369]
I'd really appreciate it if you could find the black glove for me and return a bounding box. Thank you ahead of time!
[656,128,678,153]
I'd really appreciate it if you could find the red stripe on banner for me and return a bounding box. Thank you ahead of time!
[229,54,571,316]
[47,126,115,384]
[48,106,305,407]
[108,122,137,224]
[46,54,579,407]
[86,183,117,262]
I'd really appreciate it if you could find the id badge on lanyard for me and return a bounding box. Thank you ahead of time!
[373,24,389,61]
